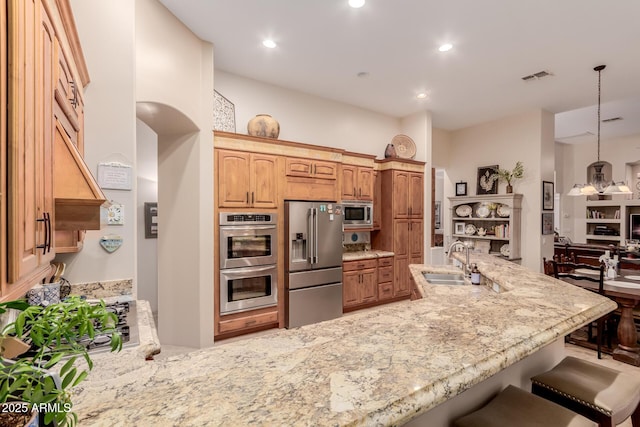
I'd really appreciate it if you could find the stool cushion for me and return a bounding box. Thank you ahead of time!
[531,356,640,425]
[453,385,597,427]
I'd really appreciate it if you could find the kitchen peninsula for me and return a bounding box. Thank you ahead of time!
[73,256,614,426]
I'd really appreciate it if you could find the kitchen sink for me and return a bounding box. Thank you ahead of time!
[422,273,467,285]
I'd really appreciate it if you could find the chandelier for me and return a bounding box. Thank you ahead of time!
[567,65,631,196]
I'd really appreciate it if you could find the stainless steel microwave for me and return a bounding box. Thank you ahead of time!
[341,201,373,228]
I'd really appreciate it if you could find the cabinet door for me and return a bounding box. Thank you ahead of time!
[360,268,377,303]
[250,153,277,208]
[372,170,381,229]
[393,219,409,257]
[358,167,374,200]
[408,173,424,218]
[409,220,423,261]
[392,171,409,218]
[285,157,312,177]
[343,270,361,308]
[394,257,411,297]
[341,165,357,200]
[7,0,54,284]
[313,160,337,180]
[218,150,250,207]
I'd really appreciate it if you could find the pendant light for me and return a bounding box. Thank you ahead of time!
[568,65,631,196]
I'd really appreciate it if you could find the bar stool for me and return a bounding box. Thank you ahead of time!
[531,356,640,427]
[453,385,597,427]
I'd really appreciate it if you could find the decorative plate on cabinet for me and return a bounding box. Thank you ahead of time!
[455,205,473,218]
[500,244,510,257]
[496,205,511,217]
[465,224,477,235]
[391,134,416,159]
[476,205,490,218]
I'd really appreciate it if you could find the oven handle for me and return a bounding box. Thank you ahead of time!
[221,265,276,276]
[220,225,276,231]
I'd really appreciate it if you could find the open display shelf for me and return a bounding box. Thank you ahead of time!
[448,193,522,261]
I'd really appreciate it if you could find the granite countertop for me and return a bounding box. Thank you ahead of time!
[72,256,615,426]
[342,249,395,261]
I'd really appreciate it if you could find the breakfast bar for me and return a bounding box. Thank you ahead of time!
[73,255,615,426]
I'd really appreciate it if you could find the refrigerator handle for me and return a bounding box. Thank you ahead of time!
[308,208,314,264]
[314,207,319,264]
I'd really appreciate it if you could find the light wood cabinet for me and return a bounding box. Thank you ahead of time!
[3,0,56,299]
[2,0,102,298]
[217,149,278,208]
[391,170,423,218]
[285,157,337,180]
[341,165,373,201]
[372,159,425,299]
[377,256,394,301]
[342,258,377,308]
[218,309,279,335]
[373,170,381,230]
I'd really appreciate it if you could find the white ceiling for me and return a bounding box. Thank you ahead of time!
[158,0,640,143]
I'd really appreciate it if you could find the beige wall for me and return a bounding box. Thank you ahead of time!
[135,0,214,348]
[214,71,409,159]
[59,0,137,285]
[445,110,555,271]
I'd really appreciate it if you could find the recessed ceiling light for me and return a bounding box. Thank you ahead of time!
[416,93,428,99]
[349,0,365,8]
[438,43,453,52]
[262,39,277,49]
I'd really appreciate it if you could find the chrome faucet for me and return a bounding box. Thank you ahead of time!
[448,240,471,277]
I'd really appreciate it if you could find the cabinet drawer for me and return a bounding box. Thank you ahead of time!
[378,256,393,267]
[378,283,393,300]
[378,266,394,283]
[343,258,377,272]
[218,310,278,334]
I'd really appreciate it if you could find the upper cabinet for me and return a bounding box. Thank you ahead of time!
[390,170,423,218]
[2,0,104,298]
[340,153,375,202]
[217,149,278,208]
[285,157,337,180]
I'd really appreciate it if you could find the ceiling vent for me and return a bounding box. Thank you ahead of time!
[602,116,623,123]
[521,70,553,81]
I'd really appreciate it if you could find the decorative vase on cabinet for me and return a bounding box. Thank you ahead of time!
[247,114,280,139]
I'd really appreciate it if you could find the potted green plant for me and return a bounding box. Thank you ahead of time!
[494,161,524,193]
[0,297,122,427]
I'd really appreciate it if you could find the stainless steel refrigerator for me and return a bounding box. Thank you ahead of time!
[285,201,343,328]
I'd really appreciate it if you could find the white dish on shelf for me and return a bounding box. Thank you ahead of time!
[476,205,490,218]
[465,224,477,235]
[496,205,511,217]
[500,244,510,257]
[624,275,640,281]
[455,205,473,218]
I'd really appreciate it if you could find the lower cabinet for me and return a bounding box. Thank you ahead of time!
[343,259,377,309]
[217,309,278,336]
[343,256,396,310]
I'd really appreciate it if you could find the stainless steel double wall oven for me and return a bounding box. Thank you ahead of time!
[219,213,278,314]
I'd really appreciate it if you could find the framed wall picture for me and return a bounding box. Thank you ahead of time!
[477,165,499,195]
[542,181,554,210]
[454,222,466,235]
[542,212,554,235]
[214,90,236,132]
[144,202,158,238]
[455,181,467,196]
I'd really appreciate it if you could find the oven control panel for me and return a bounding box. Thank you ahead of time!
[220,213,277,225]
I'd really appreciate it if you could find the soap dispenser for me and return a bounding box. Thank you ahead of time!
[471,264,481,286]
